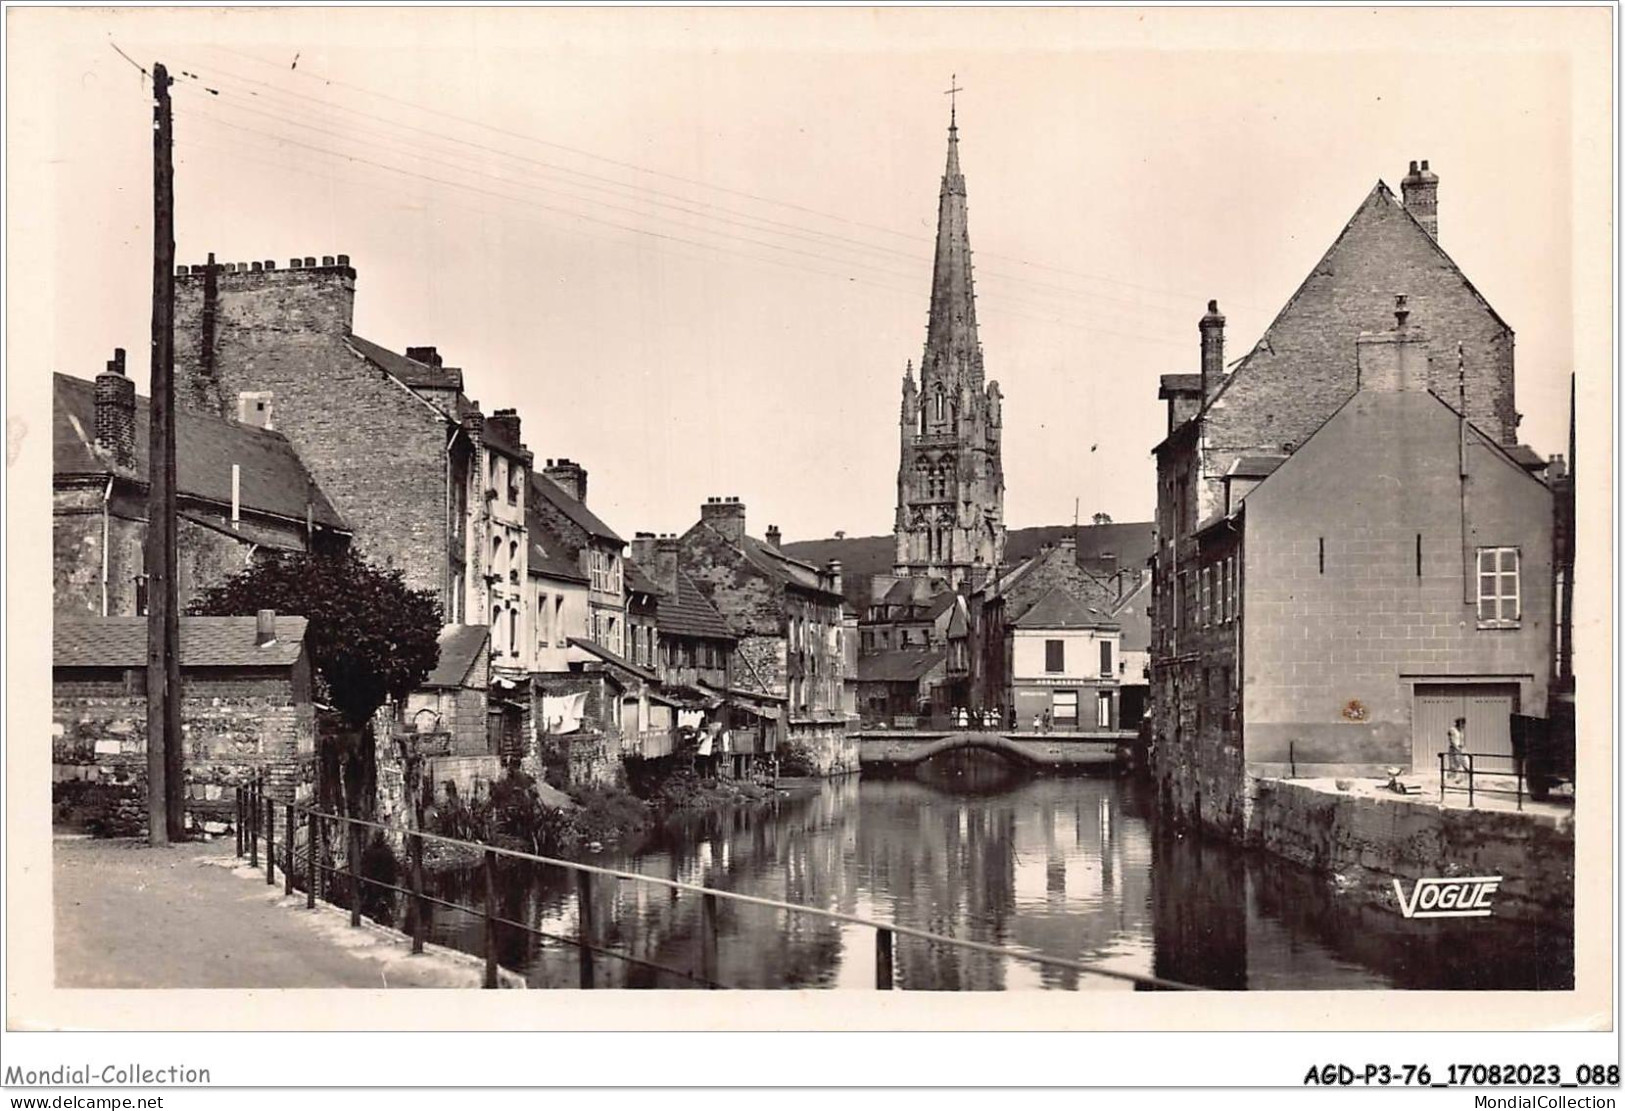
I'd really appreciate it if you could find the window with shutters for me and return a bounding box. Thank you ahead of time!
[1476,547,1521,628]
[1052,690,1078,725]
[1045,639,1065,674]
[1099,639,1113,678]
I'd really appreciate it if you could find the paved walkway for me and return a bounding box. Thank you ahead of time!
[1277,773,1574,823]
[54,835,520,988]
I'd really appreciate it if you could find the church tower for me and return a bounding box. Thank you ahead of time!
[893,101,1006,588]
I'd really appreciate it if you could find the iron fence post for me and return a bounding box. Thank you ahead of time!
[576,869,595,989]
[348,819,361,928]
[306,809,317,909]
[411,831,426,956]
[875,927,895,990]
[700,892,719,988]
[1438,753,1445,800]
[284,802,295,896]
[265,790,276,886]
[235,787,243,857]
[1467,755,1474,809]
[483,849,498,989]
[249,779,259,868]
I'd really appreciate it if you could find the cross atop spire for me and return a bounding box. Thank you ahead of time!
[945,73,963,129]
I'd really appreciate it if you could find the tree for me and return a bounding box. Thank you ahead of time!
[189,549,443,728]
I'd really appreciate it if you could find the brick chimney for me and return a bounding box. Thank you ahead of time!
[1402,160,1439,241]
[701,496,747,547]
[405,346,443,368]
[1357,296,1429,393]
[94,348,136,469]
[487,408,522,449]
[655,534,681,597]
[256,608,278,647]
[544,458,587,504]
[766,525,782,549]
[1199,300,1226,404]
[826,559,843,597]
[629,531,658,570]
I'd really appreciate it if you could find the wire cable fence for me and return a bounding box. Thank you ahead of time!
[230,777,1200,992]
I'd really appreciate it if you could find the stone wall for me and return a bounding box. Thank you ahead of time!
[780,721,858,777]
[173,261,452,604]
[52,666,317,809]
[1248,777,1573,926]
[404,687,488,757]
[528,671,623,788]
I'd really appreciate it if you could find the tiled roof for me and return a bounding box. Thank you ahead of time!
[424,624,489,689]
[857,649,946,684]
[53,374,346,530]
[1011,587,1113,630]
[54,616,308,669]
[1506,443,1547,471]
[658,570,735,641]
[741,535,839,596]
[346,335,465,393]
[531,473,624,545]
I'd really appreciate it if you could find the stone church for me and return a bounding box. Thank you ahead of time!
[893,107,1006,589]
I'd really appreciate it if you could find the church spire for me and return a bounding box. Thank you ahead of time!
[923,94,980,388]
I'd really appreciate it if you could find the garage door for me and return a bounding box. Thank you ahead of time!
[1413,683,1518,773]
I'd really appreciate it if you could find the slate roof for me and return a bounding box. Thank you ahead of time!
[423,624,490,689]
[53,374,346,530]
[525,506,590,584]
[1226,455,1287,479]
[782,520,1154,609]
[1506,443,1547,471]
[346,335,465,394]
[54,616,309,669]
[566,636,658,683]
[740,535,838,596]
[1011,587,1113,630]
[856,649,946,684]
[1109,574,1153,653]
[624,561,661,598]
[658,570,735,641]
[531,473,624,545]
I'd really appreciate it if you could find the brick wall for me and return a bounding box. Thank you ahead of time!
[53,664,317,807]
[1242,390,1553,773]
[173,263,452,603]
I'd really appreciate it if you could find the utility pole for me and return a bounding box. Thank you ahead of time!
[145,62,184,843]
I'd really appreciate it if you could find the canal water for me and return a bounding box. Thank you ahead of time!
[401,756,1572,991]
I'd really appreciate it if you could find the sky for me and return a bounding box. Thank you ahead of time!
[9,7,1603,544]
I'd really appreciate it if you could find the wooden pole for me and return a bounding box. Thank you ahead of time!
[875,927,895,990]
[483,849,499,989]
[348,820,361,928]
[248,777,258,869]
[145,61,181,844]
[576,870,595,989]
[700,892,719,988]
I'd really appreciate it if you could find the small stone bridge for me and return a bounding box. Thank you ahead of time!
[856,730,1132,769]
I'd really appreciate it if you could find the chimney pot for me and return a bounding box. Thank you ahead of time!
[766,525,782,549]
[304,257,317,267]
[264,260,276,270]
[336,254,350,266]
[256,609,277,647]
[322,255,335,267]
[290,258,303,268]
[543,458,588,504]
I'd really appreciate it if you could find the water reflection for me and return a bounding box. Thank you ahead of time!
[406,767,1572,991]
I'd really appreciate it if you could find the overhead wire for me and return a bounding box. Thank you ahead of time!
[168,79,1196,346]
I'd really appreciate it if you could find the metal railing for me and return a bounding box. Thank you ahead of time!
[1438,751,1525,811]
[230,787,1199,992]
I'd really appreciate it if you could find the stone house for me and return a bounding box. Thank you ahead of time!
[1148,161,1556,837]
[169,256,531,666]
[1004,588,1122,731]
[855,650,948,725]
[1154,311,1554,836]
[53,361,348,619]
[53,613,316,814]
[626,533,737,693]
[528,460,628,659]
[526,515,592,674]
[678,497,854,775]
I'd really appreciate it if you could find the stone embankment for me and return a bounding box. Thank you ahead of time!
[1247,777,1573,926]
